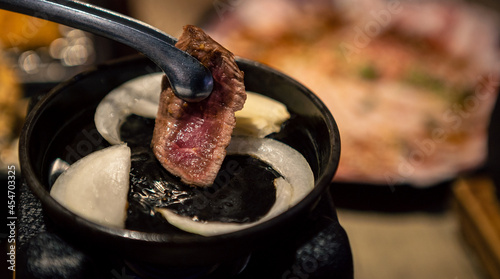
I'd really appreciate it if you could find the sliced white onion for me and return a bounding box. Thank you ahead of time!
[156,137,314,236]
[95,73,162,145]
[157,177,292,236]
[50,144,131,228]
[227,137,314,206]
[94,72,290,144]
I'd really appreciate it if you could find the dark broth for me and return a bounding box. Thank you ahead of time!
[50,113,278,235]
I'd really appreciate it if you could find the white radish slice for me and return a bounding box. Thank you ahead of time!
[50,144,131,229]
[94,72,290,144]
[156,137,314,236]
[95,73,162,145]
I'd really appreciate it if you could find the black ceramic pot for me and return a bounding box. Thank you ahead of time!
[19,55,341,267]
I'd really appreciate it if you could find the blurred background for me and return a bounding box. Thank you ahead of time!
[1,0,499,278]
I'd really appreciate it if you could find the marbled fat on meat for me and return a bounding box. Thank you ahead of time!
[151,25,246,187]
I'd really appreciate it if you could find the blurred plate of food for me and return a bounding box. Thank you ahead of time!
[203,0,500,187]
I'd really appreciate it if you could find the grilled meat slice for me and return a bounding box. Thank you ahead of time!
[151,25,246,187]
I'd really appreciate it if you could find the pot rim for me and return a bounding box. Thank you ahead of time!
[19,55,341,247]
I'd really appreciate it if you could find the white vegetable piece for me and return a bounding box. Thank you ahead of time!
[94,73,290,145]
[157,177,292,236]
[233,92,290,138]
[227,137,314,206]
[95,73,162,145]
[50,144,131,228]
[157,137,314,236]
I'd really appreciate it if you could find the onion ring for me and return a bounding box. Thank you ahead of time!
[95,73,162,145]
